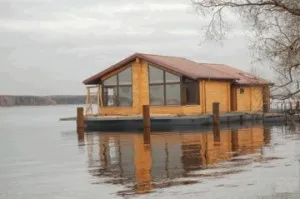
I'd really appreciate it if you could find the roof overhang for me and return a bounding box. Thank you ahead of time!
[83,53,240,85]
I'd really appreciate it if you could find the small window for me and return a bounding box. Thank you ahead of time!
[149,65,164,84]
[103,87,117,107]
[119,86,132,107]
[240,88,244,94]
[165,72,180,83]
[118,67,132,85]
[150,85,164,105]
[166,84,181,105]
[103,75,117,86]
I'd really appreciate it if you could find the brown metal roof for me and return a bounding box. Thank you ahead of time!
[83,53,269,85]
[205,63,270,85]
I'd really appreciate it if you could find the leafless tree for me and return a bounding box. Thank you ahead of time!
[192,0,300,100]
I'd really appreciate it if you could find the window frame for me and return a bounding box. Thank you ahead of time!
[240,88,245,94]
[102,66,133,107]
[148,64,200,106]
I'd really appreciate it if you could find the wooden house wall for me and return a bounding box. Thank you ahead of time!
[204,81,231,113]
[251,87,263,111]
[235,86,264,112]
[236,87,251,111]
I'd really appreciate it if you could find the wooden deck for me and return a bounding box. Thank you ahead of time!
[80,112,285,132]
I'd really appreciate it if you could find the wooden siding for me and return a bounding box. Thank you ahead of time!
[236,86,264,112]
[204,81,231,113]
[251,87,263,111]
[236,87,251,112]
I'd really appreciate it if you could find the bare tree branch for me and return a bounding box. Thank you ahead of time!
[192,0,300,100]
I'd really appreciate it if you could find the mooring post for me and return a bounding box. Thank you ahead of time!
[143,105,151,144]
[77,107,85,144]
[77,127,85,145]
[77,107,85,130]
[212,102,220,125]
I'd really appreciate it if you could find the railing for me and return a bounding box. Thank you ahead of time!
[270,100,300,113]
[85,85,101,116]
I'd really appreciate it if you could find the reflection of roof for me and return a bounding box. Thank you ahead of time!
[83,53,270,85]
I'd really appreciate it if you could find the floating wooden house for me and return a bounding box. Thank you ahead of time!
[83,53,270,116]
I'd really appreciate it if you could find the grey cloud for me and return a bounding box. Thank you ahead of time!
[0,0,273,95]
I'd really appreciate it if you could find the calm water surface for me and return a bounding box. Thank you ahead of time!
[1,106,300,199]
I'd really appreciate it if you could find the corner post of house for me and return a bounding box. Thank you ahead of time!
[86,87,90,105]
[97,84,102,115]
[249,87,253,111]
[85,87,89,115]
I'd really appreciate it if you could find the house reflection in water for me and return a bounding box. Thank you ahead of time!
[86,124,271,195]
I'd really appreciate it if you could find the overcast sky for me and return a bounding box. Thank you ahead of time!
[0,0,273,95]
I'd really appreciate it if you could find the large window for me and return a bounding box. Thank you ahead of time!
[148,65,199,106]
[102,67,132,107]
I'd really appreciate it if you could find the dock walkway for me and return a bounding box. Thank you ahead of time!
[82,112,285,132]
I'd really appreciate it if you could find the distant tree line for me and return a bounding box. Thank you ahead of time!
[0,95,96,106]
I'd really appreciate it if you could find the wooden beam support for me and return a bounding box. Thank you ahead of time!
[77,107,85,130]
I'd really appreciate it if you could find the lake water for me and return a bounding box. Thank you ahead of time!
[1,106,300,199]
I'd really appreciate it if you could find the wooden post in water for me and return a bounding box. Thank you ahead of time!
[212,102,220,125]
[77,107,85,130]
[77,127,85,144]
[77,107,85,144]
[143,105,151,144]
[212,102,220,142]
[239,115,244,124]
